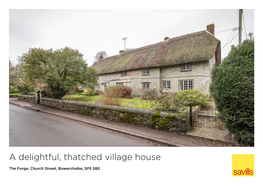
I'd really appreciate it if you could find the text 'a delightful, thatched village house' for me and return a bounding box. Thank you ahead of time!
[92,24,221,96]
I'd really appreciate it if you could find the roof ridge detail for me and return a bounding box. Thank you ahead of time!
[92,30,220,74]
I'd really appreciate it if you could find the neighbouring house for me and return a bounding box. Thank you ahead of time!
[92,24,221,96]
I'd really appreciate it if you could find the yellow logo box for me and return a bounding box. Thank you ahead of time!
[232,154,254,176]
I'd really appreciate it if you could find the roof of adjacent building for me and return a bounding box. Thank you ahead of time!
[92,30,220,75]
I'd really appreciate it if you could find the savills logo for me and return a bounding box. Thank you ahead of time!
[232,154,254,177]
[233,168,254,176]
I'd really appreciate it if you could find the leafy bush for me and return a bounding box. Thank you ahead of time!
[83,88,97,96]
[17,81,34,95]
[105,85,119,93]
[141,89,181,112]
[153,92,180,112]
[210,40,254,146]
[97,86,123,106]
[141,89,158,100]
[176,90,210,108]
[96,90,105,95]
[9,88,19,93]
[105,85,132,98]
[116,86,132,98]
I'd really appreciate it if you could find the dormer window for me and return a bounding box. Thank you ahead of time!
[181,63,191,72]
[142,68,150,75]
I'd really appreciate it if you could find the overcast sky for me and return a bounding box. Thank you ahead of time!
[9,9,254,67]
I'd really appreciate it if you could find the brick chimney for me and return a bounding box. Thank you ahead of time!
[119,50,125,54]
[207,24,215,35]
[164,36,170,41]
[99,54,103,61]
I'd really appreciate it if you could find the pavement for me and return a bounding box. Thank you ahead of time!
[9,98,238,147]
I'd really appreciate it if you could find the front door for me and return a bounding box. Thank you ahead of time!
[103,84,107,92]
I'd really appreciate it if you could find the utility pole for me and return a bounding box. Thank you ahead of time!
[239,9,243,46]
[122,37,128,51]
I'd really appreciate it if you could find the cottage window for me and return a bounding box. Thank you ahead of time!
[121,71,127,77]
[142,68,150,75]
[142,82,150,90]
[163,81,171,90]
[179,80,193,91]
[181,63,191,71]
[116,82,123,86]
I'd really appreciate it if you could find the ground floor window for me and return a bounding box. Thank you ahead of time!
[179,80,193,91]
[142,82,150,90]
[116,82,123,86]
[162,80,171,90]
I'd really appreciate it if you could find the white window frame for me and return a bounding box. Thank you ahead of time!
[142,68,150,75]
[162,80,171,90]
[142,82,150,90]
[179,80,193,91]
[181,63,192,72]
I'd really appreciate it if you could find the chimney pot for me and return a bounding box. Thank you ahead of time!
[207,24,215,35]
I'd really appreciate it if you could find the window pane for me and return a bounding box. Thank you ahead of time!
[184,81,187,90]
[167,81,170,89]
[181,64,185,71]
[189,80,193,89]
[179,81,183,91]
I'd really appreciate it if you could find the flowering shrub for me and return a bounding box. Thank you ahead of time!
[83,88,97,96]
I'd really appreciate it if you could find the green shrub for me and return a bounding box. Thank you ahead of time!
[9,88,19,93]
[141,89,180,112]
[17,81,34,95]
[83,88,97,96]
[210,40,254,146]
[141,89,158,100]
[176,90,210,108]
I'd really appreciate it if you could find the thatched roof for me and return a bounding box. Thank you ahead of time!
[92,30,220,75]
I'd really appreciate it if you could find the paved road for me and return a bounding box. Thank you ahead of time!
[9,104,162,147]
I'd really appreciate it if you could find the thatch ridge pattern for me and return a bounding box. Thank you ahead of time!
[92,30,219,74]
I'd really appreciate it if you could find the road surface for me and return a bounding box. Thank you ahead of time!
[9,104,163,146]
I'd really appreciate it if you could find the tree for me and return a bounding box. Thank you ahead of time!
[20,47,98,99]
[210,40,254,146]
[9,59,24,90]
[93,51,108,63]
[9,59,16,88]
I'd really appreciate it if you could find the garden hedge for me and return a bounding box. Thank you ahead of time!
[210,40,254,146]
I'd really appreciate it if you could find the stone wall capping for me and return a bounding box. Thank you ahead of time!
[18,95,34,98]
[19,95,193,132]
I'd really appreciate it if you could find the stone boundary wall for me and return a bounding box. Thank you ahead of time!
[18,95,36,103]
[17,95,200,133]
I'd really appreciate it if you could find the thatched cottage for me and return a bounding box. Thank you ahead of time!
[92,24,221,96]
